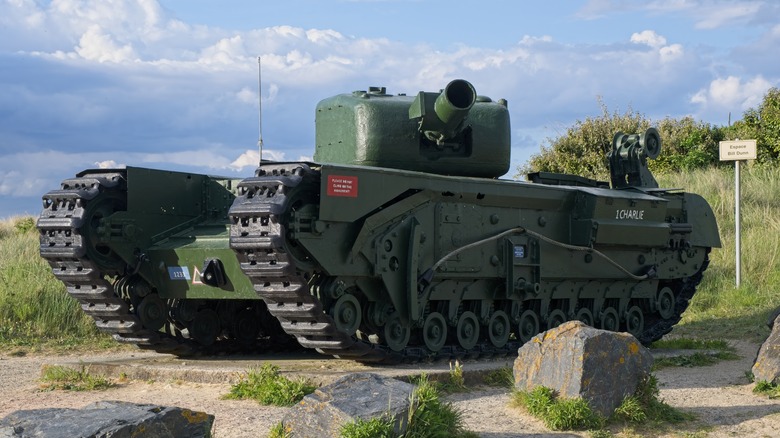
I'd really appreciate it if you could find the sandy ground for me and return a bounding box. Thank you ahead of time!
[1,341,779,437]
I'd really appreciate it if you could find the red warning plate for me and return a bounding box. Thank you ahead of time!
[327,175,358,197]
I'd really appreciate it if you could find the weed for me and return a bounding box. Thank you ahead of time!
[650,338,732,351]
[629,375,694,425]
[224,363,316,407]
[405,375,478,438]
[753,381,780,399]
[484,366,514,388]
[653,351,740,369]
[511,375,692,433]
[39,365,114,391]
[339,416,395,438]
[612,396,646,423]
[511,386,604,430]
[440,360,467,393]
[267,421,292,438]
[650,338,739,370]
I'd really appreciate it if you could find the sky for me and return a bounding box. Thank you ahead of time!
[1,0,779,217]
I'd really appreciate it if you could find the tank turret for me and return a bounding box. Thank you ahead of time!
[314,79,510,178]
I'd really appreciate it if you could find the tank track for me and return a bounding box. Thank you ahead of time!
[229,163,709,364]
[638,250,709,344]
[37,171,293,356]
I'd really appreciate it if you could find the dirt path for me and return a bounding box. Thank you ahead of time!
[1,341,779,437]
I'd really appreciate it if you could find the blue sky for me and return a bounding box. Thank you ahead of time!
[1,0,779,218]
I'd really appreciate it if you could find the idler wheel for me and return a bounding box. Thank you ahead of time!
[547,309,567,330]
[625,306,645,338]
[190,309,221,346]
[422,312,447,352]
[575,308,594,326]
[383,312,410,352]
[657,287,676,319]
[330,294,361,336]
[600,307,620,332]
[456,311,480,350]
[81,193,126,272]
[487,310,510,348]
[517,310,540,343]
[231,308,261,343]
[136,294,167,331]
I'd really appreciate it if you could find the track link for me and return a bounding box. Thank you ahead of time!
[37,172,174,349]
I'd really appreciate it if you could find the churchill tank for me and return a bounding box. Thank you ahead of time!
[37,79,720,362]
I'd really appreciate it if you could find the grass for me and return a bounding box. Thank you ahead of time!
[403,375,478,438]
[0,216,116,353]
[224,363,316,406]
[268,375,476,438]
[483,366,514,388]
[340,416,396,438]
[649,337,740,369]
[753,381,780,399]
[39,364,114,391]
[511,375,693,434]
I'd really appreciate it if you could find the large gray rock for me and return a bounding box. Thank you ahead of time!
[513,320,654,417]
[283,373,415,438]
[753,309,780,385]
[0,401,214,438]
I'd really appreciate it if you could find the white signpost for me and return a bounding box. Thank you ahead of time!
[719,139,757,287]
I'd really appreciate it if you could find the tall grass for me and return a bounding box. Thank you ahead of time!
[657,164,780,341]
[0,216,112,351]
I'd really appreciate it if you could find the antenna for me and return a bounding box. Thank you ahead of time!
[257,56,263,163]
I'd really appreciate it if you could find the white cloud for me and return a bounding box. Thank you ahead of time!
[75,24,137,62]
[630,30,667,48]
[229,149,287,170]
[95,160,125,169]
[691,75,772,112]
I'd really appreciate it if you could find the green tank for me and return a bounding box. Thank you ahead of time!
[37,79,720,362]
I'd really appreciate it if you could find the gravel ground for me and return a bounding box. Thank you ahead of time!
[1,341,779,437]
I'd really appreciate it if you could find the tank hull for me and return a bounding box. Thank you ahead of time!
[227,161,717,363]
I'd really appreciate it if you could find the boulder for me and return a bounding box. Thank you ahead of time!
[513,320,654,417]
[283,373,415,437]
[753,309,780,385]
[0,401,213,438]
